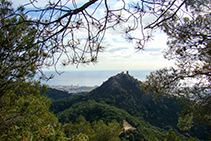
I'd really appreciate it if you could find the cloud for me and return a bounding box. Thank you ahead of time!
[11,0,173,71]
[92,29,172,70]
[12,0,47,8]
[106,47,128,53]
[144,48,162,52]
[12,0,90,9]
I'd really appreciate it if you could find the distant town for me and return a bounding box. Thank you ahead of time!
[50,85,98,94]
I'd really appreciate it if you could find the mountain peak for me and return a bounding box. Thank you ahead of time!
[104,71,139,87]
[88,71,144,103]
[113,71,130,77]
[87,71,182,129]
[111,71,131,79]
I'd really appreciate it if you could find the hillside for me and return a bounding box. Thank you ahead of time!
[50,72,209,140]
[43,88,72,100]
[86,72,181,128]
[52,72,181,128]
[56,100,169,140]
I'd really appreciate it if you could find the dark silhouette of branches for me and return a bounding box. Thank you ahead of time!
[2,0,210,71]
[144,0,186,29]
[4,0,193,69]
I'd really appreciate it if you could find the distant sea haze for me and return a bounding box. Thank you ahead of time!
[41,70,153,86]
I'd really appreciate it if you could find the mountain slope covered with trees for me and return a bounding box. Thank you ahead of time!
[43,88,72,101]
[50,72,210,140]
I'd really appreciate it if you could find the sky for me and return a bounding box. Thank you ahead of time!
[12,0,174,71]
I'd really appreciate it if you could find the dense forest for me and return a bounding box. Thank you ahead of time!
[0,0,210,140]
[48,72,210,140]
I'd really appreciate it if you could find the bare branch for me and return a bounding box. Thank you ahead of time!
[145,0,186,29]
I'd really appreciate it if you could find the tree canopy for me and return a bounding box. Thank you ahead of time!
[6,0,210,68]
[0,1,65,140]
[0,80,66,140]
[0,0,49,92]
[141,0,211,129]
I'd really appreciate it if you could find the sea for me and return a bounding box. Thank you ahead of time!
[40,70,154,86]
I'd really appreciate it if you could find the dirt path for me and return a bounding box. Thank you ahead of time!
[123,120,136,131]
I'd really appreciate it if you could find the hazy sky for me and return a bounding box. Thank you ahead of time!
[12,0,174,71]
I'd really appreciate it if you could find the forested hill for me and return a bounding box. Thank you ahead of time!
[43,88,72,100]
[50,72,209,140]
[51,72,180,128]
[87,72,181,128]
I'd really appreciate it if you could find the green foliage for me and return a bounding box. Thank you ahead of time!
[0,81,65,140]
[51,73,209,140]
[63,116,121,141]
[91,120,121,141]
[0,1,66,140]
[51,73,187,140]
[177,113,194,131]
[70,133,89,141]
[0,0,48,91]
[55,97,169,140]
[56,100,140,127]
[43,88,72,101]
[50,94,86,114]
[164,129,181,141]
[52,73,181,129]
[87,73,181,129]
[142,0,211,131]
[64,115,93,138]
[1,1,210,140]
[187,137,198,141]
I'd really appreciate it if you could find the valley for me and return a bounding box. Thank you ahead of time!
[45,72,210,140]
